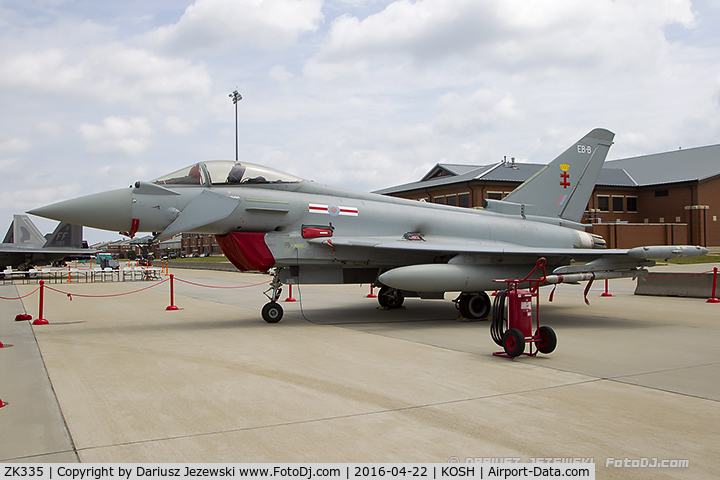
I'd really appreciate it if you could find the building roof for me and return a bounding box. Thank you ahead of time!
[374,143,720,195]
[605,143,720,186]
[375,162,636,195]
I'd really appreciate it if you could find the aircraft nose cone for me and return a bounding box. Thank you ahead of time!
[29,188,133,233]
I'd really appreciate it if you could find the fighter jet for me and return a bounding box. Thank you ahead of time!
[0,215,95,273]
[29,128,707,322]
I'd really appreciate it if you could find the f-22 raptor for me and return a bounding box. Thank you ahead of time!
[30,129,707,322]
[1,215,94,273]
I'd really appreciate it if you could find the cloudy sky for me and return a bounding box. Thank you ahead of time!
[2,0,720,244]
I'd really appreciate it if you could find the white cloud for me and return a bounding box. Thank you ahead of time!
[146,0,324,53]
[0,137,31,154]
[306,0,696,80]
[0,45,212,105]
[433,89,525,137]
[164,116,192,134]
[268,65,294,82]
[79,116,153,155]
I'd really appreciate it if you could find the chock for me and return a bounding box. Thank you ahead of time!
[15,314,32,321]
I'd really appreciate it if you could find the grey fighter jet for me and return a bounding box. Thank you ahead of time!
[0,215,94,272]
[29,129,707,322]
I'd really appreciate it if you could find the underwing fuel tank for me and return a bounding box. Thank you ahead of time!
[378,264,546,292]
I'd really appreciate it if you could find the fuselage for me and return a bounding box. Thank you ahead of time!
[30,160,600,288]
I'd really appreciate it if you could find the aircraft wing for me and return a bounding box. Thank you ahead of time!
[307,235,705,262]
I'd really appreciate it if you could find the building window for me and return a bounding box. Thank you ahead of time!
[434,196,445,204]
[597,195,609,212]
[487,191,503,200]
[445,194,457,206]
[458,192,470,208]
[627,196,637,213]
[655,189,669,197]
[612,196,624,213]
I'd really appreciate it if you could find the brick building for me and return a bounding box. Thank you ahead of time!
[374,144,720,248]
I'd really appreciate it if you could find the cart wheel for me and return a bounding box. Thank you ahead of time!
[536,326,557,354]
[502,328,525,357]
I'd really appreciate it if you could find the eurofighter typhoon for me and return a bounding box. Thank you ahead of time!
[29,129,707,322]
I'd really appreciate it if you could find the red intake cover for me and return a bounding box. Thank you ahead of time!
[215,232,275,272]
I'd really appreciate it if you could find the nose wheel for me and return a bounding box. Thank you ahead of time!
[261,302,283,323]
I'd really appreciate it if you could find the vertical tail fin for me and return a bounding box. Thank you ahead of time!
[43,223,84,248]
[503,128,614,222]
[3,215,47,246]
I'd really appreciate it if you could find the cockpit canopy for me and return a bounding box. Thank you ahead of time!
[151,161,303,186]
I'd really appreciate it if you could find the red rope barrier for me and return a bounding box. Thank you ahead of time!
[0,286,40,300]
[45,278,168,300]
[174,277,271,289]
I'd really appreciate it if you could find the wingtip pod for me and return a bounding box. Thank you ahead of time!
[628,245,708,260]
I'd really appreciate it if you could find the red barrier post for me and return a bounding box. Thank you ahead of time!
[708,267,720,304]
[0,397,5,408]
[33,281,49,325]
[284,284,296,302]
[166,274,179,310]
[601,278,613,297]
[366,285,377,298]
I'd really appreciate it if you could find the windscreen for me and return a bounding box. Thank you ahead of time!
[151,163,206,185]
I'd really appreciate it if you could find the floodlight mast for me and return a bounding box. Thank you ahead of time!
[229,89,242,162]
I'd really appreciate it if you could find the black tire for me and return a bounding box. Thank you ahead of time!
[261,302,283,323]
[458,292,491,320]
[536,326,557,354]
[503,328,525,357]
[378,286,404,309]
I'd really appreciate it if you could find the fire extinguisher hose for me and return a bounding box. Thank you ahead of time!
[491,289,508,347]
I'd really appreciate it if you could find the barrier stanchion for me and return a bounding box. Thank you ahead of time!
[166,274,179,311]
[66,265,72,283]
[601,278,613,297]
[33,281,49,325]
[366,285,377,298]
[284,283,296,302]
[708,267,720,304]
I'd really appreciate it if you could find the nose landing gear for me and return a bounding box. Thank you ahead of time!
[261,272,284,323]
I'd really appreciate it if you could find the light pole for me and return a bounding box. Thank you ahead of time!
[229,89,242,162]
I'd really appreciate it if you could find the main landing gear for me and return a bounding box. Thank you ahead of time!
[454,292,491,320]
[376,287,492,321]
[377,286,404,309]
[261,272,284,323]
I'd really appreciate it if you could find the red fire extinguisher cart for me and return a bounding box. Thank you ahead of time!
[491,257,557,358]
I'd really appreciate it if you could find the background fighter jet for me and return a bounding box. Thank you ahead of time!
[0,215,94,273]
[30,129,707,322]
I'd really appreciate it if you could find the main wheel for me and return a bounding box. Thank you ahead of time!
[458,292,491,320]
[502,328,525,357]
[536,325,557,354]
[378,286,404,309]
[261,302,283,323]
